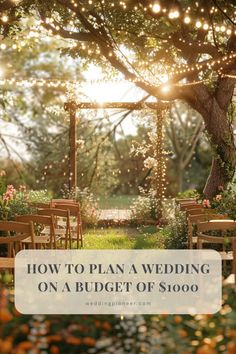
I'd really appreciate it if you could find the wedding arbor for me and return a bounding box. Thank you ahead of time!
[65,100,168,204]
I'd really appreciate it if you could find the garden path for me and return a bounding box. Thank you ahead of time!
[99,209,131,221]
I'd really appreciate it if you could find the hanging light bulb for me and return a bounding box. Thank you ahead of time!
[184,16,191,24]
[152,2,161,13]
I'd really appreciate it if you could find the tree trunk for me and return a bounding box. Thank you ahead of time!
[200,100,235,199]
[176,164,184,193]
[185,86,236,199]
[203,157,233,198]
[203,109,235,199]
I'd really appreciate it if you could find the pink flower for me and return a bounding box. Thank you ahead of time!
[202,199,211,208]
[0,170,6,177]
[3,185,16,202]
[215,194,222,202]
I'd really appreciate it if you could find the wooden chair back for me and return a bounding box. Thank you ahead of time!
[37,208,70,218]
[0,221,35,257]
[233,239,236,285]
[54,203,80,216]
[180,203,202,211]
[51,199,77,206]
[15,215,56,248]
[187,213,228,249]
[29,202,51,209]
[53,204,83,248]
[186,208,216,217]
[176,198,197,205]
[197,220,236,249]
[37,208,71,249]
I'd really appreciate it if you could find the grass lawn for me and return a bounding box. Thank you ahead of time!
[83,226,165,249]
[97,195,138,209]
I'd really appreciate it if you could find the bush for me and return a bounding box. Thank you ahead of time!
[0,170,6,196]
[177,188,200,200]
[163,208,188,249]
[27,189,51,204]
[0,186,51,221]
[130,188,161,223]
[209,180,236,220]
[61,185,100,226]
[1,286,236,354]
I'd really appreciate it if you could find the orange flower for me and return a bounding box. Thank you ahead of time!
[17,341,34,350]
[83,337,96,346]
[227,341,236,354]
[174,315,182,324]
[178,329,188,338]
[13,349,26,354]
[196,345,217,354]
[102,321,111,331]
[20,324,29,334]
[47,335,62,342]
[0,309,13,323]
[66,336,82,345]
[94,320,101,328]
[0,340,13,353]
[50,345,60,354]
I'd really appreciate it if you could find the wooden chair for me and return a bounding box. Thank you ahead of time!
[0,221,35,258]
[188,213,228,249]
[197,220,236,262]
[54,203,83,248]
[15,215,56,249]
[176,198,197,205]
[224,239,236,286]
[180,203,203,212]
[37,208,71,249]
[29,202,51,209]
[0,257,14,269]
[186,208,217,217]
[51,199,77,206]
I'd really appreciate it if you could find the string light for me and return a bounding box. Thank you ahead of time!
[152,2,161,13]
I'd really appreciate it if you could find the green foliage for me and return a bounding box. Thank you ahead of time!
[0,172,6,196]
[27,190,51,204]
[177,189,200,200]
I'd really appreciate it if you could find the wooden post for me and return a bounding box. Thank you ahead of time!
[65,102,77,191]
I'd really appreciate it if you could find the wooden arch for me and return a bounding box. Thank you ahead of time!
[64,100,168,204]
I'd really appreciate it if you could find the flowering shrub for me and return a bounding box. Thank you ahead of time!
[0,185,31,221]
[162,207,188,249]
[0,286,236,353]
[61,185,100,225]
[0,185,51,221]
[130,188,161,223]
[209,182,236,220]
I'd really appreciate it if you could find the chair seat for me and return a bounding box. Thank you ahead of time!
[219,251,233,260]
[58,220,77,228]
[0,257,14,268]
[224,274,235,285]
[22,236,51,244]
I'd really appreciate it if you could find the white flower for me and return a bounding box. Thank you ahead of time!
[144,157,156,169]
[76,139,85,149]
